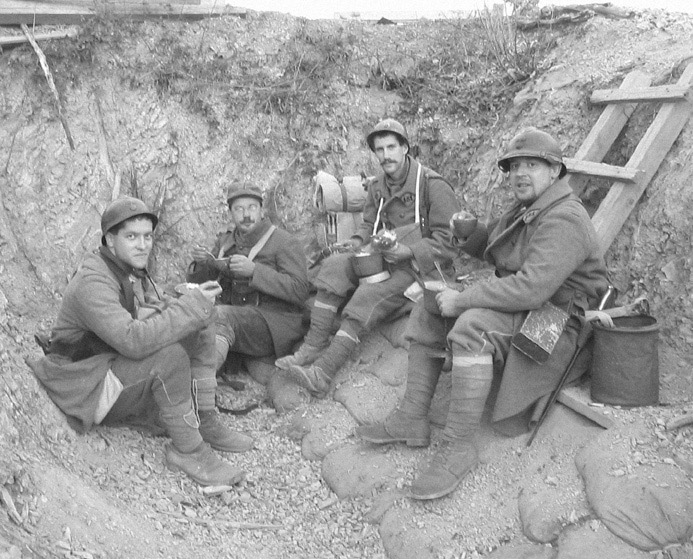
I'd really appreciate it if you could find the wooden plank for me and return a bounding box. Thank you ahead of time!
[569,70,651,195]
[565,158,642,183]
[591,84,691,105]
[556,389,614,429]
[0,29,77,46]
[592,63,693,257]
[0,0,246,24]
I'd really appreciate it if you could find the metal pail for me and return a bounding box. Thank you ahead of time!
[590,315,659,406]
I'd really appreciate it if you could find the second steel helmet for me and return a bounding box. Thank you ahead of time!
[497,127,567,178]
[366,118,409,152]
[100,197,158,246]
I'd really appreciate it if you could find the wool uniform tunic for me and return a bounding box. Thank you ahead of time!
[406,177,609,426]
[187,218,311,357]
[34,248,217,431]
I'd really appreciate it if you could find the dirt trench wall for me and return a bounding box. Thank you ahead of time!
[0,13,692,351]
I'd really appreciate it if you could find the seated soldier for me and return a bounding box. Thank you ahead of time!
[358,128,609,500]
[187,183,311,374]
[276,118,460,398]
[34,197,251,487]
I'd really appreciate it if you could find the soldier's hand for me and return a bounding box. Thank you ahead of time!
[192,245,214,263]
[226,255,256,278]
[437,287,464,317]
[381,243,413,263]
[343,237,363,251]
[198,281,222,302]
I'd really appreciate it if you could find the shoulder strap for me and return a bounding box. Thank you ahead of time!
[418,164,432,238]
[248,225,276,262]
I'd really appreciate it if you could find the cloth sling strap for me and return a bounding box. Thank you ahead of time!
[248,225,276,261]
[217,224,276,260]
[414,161,422,225]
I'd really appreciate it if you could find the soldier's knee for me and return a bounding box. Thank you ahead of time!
[153,344,191,381]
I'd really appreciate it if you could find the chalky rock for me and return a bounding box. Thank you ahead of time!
[321,445,398,498]
[486,542,557,559]
[518,488,565,543]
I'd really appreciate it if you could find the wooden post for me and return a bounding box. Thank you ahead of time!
[21,24,75,150]
[592,63,693,257]
[568,70,651,195]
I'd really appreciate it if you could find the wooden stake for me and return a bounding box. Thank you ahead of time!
[20,24,75,150]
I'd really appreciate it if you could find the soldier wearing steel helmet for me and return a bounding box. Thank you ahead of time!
[358,127,608,500]
[276,118,460,399]
[33,196,252,488]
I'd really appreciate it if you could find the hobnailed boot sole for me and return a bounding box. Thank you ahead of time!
[409,441,478,500]
[165,444,246,487]
[356,424,430,447]
[409,476,466,500]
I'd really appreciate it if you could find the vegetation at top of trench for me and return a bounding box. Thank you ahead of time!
[38,0,559,138]
[30,3,563,233]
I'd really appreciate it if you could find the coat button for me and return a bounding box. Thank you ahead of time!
[399,213,405,218]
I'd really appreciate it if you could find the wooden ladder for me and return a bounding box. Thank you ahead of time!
[564,62,693,257]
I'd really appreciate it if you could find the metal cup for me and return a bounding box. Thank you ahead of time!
[452,212,478,239]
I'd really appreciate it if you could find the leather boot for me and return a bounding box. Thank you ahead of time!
[408,353,493,500]
[409,439,478,500]
[287,332,357,397]
[275,299,338,370]
[159,401,246,486]
[165,442,245,487]
[356,345,443,447]
[198,410,253,453]
[274,342,326,371]
[357,408,430,447]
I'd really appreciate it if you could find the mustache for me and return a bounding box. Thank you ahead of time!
[241,218,255,224]
[381,159,397,165]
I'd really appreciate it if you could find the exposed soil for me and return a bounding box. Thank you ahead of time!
[1,6,692,559]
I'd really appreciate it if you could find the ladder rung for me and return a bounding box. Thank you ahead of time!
[564,158,642,183]
[590,85,691,105]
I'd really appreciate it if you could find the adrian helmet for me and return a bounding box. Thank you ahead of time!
[497,128,567,178]
[366,118,410,152]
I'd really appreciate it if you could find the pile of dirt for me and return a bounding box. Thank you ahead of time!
[1,6,692,559]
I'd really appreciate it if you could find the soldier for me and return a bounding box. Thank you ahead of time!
[34,197,250,487]
[277,118,460,398]
[358,128,609,500]
[187,183,311,372]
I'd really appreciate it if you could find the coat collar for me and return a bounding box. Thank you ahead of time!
[224,217,273,250]
[508,177,574,225]
[98,245,149,279]
[485,178,574,256]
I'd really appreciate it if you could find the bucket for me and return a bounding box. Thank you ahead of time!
[423,280,447,315]
[590,315,659,406]
[352,252,384,278]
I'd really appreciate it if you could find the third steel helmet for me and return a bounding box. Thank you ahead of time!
[497,127,567,178]
[366,118,409,152]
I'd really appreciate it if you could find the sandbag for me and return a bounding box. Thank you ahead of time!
[576,431,693,551]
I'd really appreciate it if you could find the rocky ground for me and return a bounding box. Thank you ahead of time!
[1,5,693,559]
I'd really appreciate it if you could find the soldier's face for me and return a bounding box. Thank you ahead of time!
[508,157,560,204]
[230,196,264,234]
[106,217,154,270]
[373,134,408,178]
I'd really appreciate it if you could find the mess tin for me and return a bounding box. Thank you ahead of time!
[452,213,478,239]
